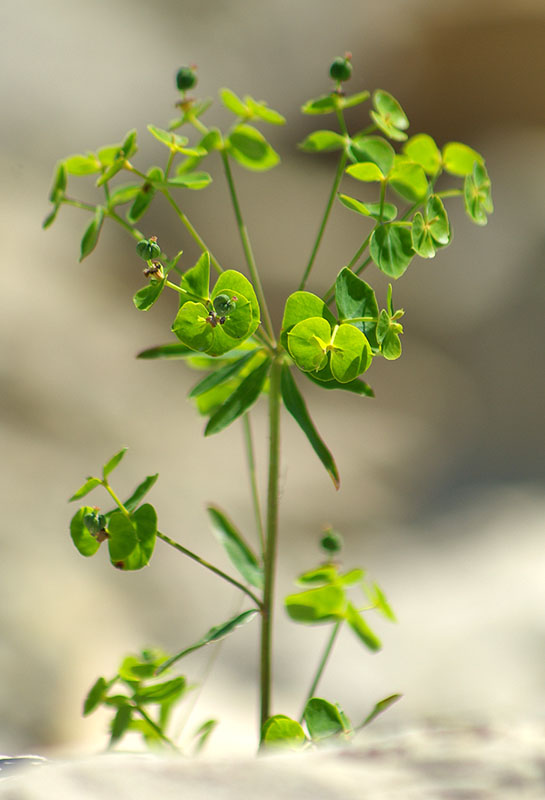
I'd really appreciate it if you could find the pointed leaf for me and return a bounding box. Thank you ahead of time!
[64,153,101,175]
[127,184,156,222]
[48,161,67,202]
[192,719,219,754]
[339,90,370,110]
[123,474,159,513]
[83,677,108,716]
[180,251,210,301]
[280,364,339,489]
[227,124,280,171]
[110,703,132,745]
[301,94,338,115]
[204,358,270,435]
[305,371,374,397]
[102,447,128,479]
[79,206,104,262]
[299,130,346,153]
[220,88,249,117]
[137,342,195,359]
[338,195,397,223]
[189,349,258,398]
[345,602,381,651]
[133,278,166,311]
[163,172,212,190]
[207,505,263,589]
[304,698,346,741]
[42,202,62,229]
[244,96,286,125]
[69,477,101,502]
[134,677,186,705]
[365,581,397,622]
[107,183,141,207]
[335,267,379,347]
[360,694,402,727]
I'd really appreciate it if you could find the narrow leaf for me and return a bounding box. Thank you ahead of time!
[123,474,159,513]
[133,278,166,311]
[305,371,374,397]
[69,477,101,502]
[360,694,402,727]
[189,350,258,398]
[345,602,381,651]
[83,677,108,716]
[102,447,128,479]
[137,343,196,360]
[134,677,186,705]
[204,358,270,436]
[79,206,104,262]
[207,505,263,589]
[280,365,339,489]
[110,703,132,745]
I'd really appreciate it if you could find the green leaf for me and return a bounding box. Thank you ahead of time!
[297,565,338,585]
[147,124,190,152]
[137,342,195,360]
[83,676,108,716]
[464,161,493,225]
[69,477,101,502]
[97,144,121,167]
[371,90,409,141]
[48,162,67,202]
[411,212,436,258]
[339,568,365,586]
[345,602,381,651]
[348,135,395,176]
[280,365,340,490]
[107,511,138,562]
[305,371,374,397]
[244,96,286,125]
[339,90,370,110]
[335,267,379,348]
[427,195,450,244]
[103,447,128,479]
[189,349,258,398]
[346,161,385,182]
[403,133,441,175]
[389,157,429,201]
[96,158,125,187]
[227,124,280,171]
[107,183,141,207]
[110,703,132,745]
[134,677,186,705]
[365,581,397,622]
[127,184,156,223]
[298,130,347,153]
[262,716,307,749]
[70,506,102,557]
[360,694,402,727]
[118,650,167,681]
[207,505,263,589]
[180,251,210,301]
[330,324,372,383]
[42,202,62,229]
[192,720,218,754]
[156,609,260,674]
[205,358,271,436]
[120,503,158,570]
[121,129,138,159]
[79,206,104,262]
[303,698,346,741]
[64,153,101,175]
[301,94,338,115]
[442,141,483,176]
[123,474,159,513]
[285,585,346,623]
[212,270,260,328]
[369,223,414,278]
[287,317,330,373]
[280,291,336,350]
[171,301,214,352]
[133,278,166,311]
[163,172,212,190]
[220,88,249,117]
[338,195,397,223]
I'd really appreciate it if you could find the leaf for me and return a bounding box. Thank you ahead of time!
[335,267,379,348]
[301,94,338,115]
[107,511,138,562]
[338,195,397,223]
[297,565,338,585]
[69,477,101,502]
[285,585,346,623]
[79,206,105,262]
[70,506,102,557]
[348,135,395,176]
[389,157,429,201]
[280,365,340,489]
[360,694,402,727]
[403,133,441,175]
[127,184,156,223]
[189,349,259,398]
[137,343,195,360]
[411,211,436,258]
[298,130,346,153]
[205,358,270,436]
[134,677,186,705]
[346,162,385,182]
[280,291,336,350]
[287,317,330,373]
[171,301,214,353]
[220,88,249,117]
[305,371,374,397]
[107,183,141,207]
[133,278,166,311]
[121,128,138,159]
[339,90,370,110]
[102,447,128,479]
[427,195,450,245]
[156,609,260,675]
[345,602,381,651]
[48,162,67,202]
[371,90,409,141]
[119,651,167,681]
[365,581,397,622]
[369,223,414,278]
[464,161,493,226]
[442,141,483,176]
[261,716,307,749]
[303,698,346,741]
[163,172,212,190]
[330,324,372,383]
[244,96,286,125]
[123,474,159,513]
[192,719,219,754]
[64,153,101,175]
[120,503,158,570]
[207,505,263,589]
[180,251,210,301]
[211,270,260,330]
[42,202,61,229]
[83,676,108,716]
[227,124,280,171]
[110,703,132,745]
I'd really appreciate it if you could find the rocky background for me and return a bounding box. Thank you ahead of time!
[1,0,545,757]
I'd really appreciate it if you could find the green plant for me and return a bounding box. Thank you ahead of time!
[45,56,492,752]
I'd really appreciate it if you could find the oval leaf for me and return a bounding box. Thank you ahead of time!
[262,716,306,749]
[304,698,347,741]
[227,124,280,171]
[369,223,414,278]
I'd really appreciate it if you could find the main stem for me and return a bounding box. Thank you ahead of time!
[259,355,282,736]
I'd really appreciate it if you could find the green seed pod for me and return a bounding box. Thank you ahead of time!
[136,238,161,261]
[329,56,352,82]
[176,66,197,91]
[83,510,107,536]
[320,527,343,554]
[213,293,237,316]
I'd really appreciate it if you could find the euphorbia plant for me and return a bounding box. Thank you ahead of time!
[45,54,492,751]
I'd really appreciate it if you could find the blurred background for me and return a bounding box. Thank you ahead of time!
[1,0,544,756]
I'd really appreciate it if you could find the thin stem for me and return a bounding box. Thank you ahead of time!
[259,356,282,737]
[103,482,132,521]
[299,150,348,291]
[156,530,262,608]
[161,190,224,275]
[242,413,266,557]
[321,230,373,305]
[220,150,276,344]
[108,210,145,242]
[299,621,342,722]
[61,197,97,213]
[133,704,181,753]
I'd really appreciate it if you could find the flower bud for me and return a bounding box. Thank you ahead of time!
[176,66,197,91]
[320,527,343,554]
[329,55,352,83]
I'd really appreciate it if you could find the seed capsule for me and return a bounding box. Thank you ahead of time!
[213,293,237,316]
[329,55,352,82]
[176,66,197,91]
[136,238,161,261]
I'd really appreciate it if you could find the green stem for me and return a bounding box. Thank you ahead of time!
[259,356,282,737]
[156,530,263,608]
[321,230,373,305]
[299,621,342,722]
[103,482,132,521]
[108,210,145,242]
[299,150,348,291]
[220,150,276,344]
[242,413,266,557]
[160,189,224,275]
[133,704,181,752]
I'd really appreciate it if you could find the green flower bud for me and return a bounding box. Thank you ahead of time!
[329,55,352,83]
[213,293,237,316]
[320,527,343,554]
[176,66,197,91]
[136,237,161,261]
[83,509,107,536]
